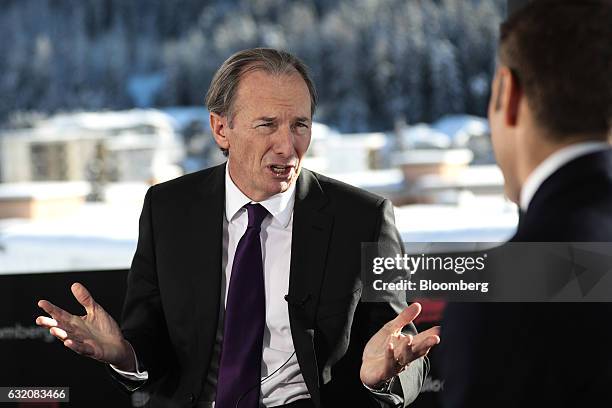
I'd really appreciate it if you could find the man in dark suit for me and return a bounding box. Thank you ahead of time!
[441,1,612,407]
[35,48,440,407]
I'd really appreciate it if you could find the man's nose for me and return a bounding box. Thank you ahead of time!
[272,126,295,157]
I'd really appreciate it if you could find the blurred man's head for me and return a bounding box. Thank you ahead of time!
[205,48,318,201]
[488,0,612,202]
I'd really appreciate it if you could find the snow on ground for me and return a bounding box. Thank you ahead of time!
[0,188,517,275]
[395,195,517,242]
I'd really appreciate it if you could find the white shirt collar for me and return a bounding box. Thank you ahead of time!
[520,141,610,211]
[224,161,296,228]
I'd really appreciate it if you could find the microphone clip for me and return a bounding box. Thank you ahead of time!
[284,294,311,308]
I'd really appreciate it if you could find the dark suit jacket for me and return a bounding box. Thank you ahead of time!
[440,148,612,407]
[115,163,424,407]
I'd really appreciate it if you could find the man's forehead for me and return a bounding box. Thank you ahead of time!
[233,70,312,117]
[238,69,307,93]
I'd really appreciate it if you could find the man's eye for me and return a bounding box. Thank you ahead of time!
[295,122,309,128]
[257,123,273,128]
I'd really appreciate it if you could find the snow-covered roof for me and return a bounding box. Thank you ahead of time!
[311,122,338,139]
[432,114,489,147]
[0,182,90,200]
[46,109,176,133]
[393,148,474,166]
[399,123,451,149]
[324,169,404,192]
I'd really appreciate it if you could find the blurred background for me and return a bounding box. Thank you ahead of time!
[1,0,518,406]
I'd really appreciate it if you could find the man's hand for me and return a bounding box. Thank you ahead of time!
[35,282,135,371]
[360,302,440,388]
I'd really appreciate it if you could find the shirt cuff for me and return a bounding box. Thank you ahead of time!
[363,377,404,407]
[109,342,149,382]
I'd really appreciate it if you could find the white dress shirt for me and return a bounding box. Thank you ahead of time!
[519,141,610,211]
[113,162,310,406]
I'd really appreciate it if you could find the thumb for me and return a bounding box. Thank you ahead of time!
[71,282,96,314]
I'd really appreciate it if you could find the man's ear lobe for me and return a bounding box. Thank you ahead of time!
[502,67,522,127]
[210,112,230,150]
[210,112,225,136]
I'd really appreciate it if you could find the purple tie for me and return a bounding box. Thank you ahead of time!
[215,203,268,408]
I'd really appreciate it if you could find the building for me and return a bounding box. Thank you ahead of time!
[0,109,185,184]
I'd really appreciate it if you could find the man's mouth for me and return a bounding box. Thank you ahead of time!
[267,164,295,178]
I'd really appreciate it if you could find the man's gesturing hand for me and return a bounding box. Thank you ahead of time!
[360,303,440,388]
[35,282,135,371]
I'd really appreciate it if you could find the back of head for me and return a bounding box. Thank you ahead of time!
[499,0,612,139]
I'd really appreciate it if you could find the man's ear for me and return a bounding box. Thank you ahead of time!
[499,66,522,127]
[210,112,230,151]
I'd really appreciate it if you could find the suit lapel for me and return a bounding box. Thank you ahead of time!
[288,169,333,407]
[189,163,226,381]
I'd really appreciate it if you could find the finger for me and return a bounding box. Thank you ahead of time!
[64,339,95,357]
[394,335,415,366]
[37,300,73,323]
[71,282,95,314]
[386,341,406,374]
[389,303,422,332]
[411,335,441,358]
[394,332,440,365]
[414,326,441,343]
[37,300,81,335]
[390,333,413,351]
[50,327,69,341]
[35,316,58,328]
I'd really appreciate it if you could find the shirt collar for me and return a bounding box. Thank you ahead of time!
[224,161,296,228]
[519,141,610,211]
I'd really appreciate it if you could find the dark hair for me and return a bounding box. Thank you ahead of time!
[499,0,611,138]
[205,48,318,156]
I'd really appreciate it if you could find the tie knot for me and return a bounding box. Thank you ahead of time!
[245,203,268,229]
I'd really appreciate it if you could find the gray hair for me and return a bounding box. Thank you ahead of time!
[205,48,318,156]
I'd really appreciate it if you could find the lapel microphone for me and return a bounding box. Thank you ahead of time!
[284,294,311,308]
[234,351,297,408]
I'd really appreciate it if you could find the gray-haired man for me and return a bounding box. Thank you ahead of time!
[36,48,440,407]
